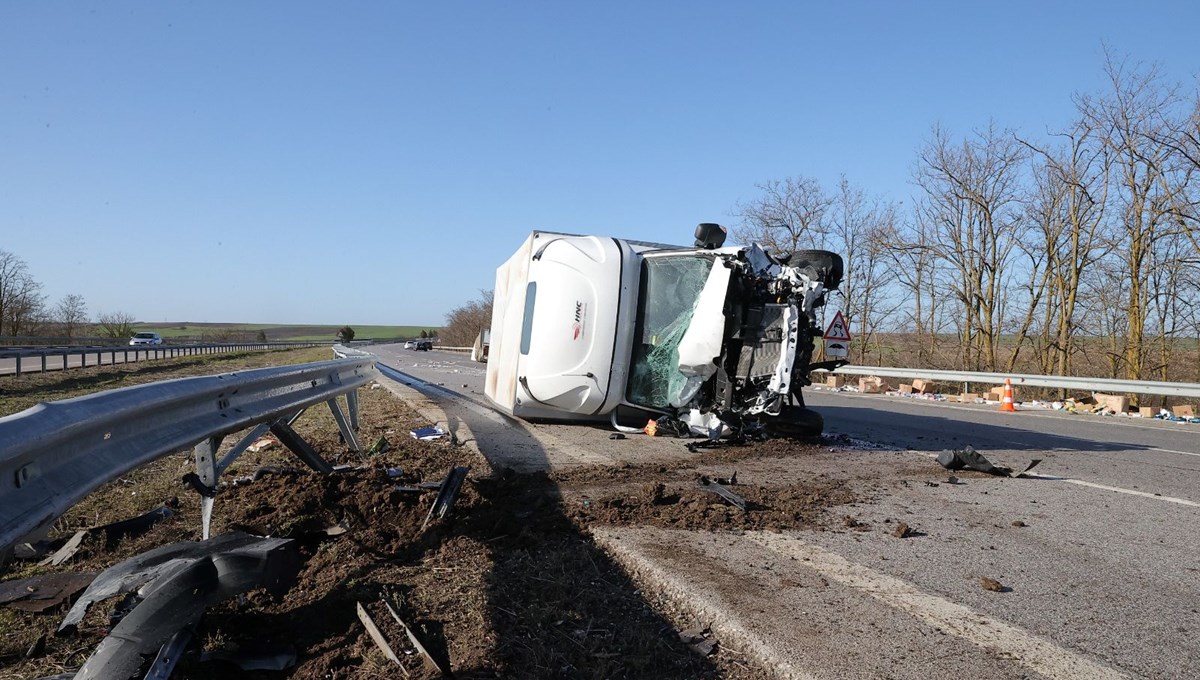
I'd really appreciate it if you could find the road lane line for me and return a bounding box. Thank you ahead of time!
[1151,447,1200,458]
[1022,474,1200,507]
[747,532,1129,680]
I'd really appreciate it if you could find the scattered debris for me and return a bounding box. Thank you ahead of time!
[980,577,1006,592]
[25,632,47,658]
[0,572,96,613]
[1011,520,1027,528]
[39,504,177,566]
[199,645,297,671]
[246,436,278,453]
[383,596,450,676]
[893,522,913,539]
[410,426,447,441]
[608,432,626,440]
[936,446,1041,478]
[422,466,470,530]
[368,435,391,455]
[698,476,747,511]
[946,476,961,485]
[58,532,299,680]
[356,602,406,672]
[677,625,717,656]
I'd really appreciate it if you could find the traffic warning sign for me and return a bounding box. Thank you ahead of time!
[824,311,851,359]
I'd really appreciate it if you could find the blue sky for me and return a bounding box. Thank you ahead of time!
[2,2,1198,327]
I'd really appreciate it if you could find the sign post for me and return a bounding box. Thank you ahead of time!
[823,311,851,359]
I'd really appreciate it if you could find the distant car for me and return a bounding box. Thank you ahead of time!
[129,332,163,346]
[415,340,433,351]
[404,340,417,350]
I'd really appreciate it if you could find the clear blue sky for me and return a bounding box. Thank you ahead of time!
[2,2,1197,327]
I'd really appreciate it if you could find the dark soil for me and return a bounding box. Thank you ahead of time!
[1,369,864,680]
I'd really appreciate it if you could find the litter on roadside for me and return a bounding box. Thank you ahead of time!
[368,436,391,455]
[247,436,278,453]
[936,446,1041,478]
[410,426,447,441]
[0,572,97,613]
[698,476,747,510]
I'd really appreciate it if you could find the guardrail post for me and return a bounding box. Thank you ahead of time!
[192,436,221,493]
[326,397,361,452]
[346,389,360,432]
[14,356,20,376]
[41,352,47,372]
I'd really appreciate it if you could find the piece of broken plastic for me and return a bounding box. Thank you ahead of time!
[410,426,446,441]
[936,447,1042,478]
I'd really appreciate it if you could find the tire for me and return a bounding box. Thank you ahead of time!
[766,405,824,438]
[786,250,844,290]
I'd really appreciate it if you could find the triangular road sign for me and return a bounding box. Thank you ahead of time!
[824,311,851,342]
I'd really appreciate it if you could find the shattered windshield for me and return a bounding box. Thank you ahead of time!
[626,254,716,409]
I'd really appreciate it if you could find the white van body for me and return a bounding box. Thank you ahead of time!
[485,230,840,428]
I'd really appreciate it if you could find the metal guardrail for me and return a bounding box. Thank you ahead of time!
[0,355,379,552]
[820,365,1200,399]
[0,341,326,376]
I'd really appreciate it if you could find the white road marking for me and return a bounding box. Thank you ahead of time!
[1151,447,1200,458]
[1022,473,1200,507]
[747,532,1130,680]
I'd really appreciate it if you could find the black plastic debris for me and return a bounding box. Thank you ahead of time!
[936,447,1042,478]
[0,572,97,613]
[422,466,470,531]
[608,432,626,440]
[39,505,177,567]
[59,532,299,680]
[200,644,298,671]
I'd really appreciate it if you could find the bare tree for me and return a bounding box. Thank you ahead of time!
[0,250,47,337]
[733,176,833,255]
[1077,50,1189,380]
[913,123,1027,371]
[97,311,137,339]
[56,293,89,338]
[442,290,494,347]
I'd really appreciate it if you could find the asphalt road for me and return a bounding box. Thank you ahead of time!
[371,344,1200,679]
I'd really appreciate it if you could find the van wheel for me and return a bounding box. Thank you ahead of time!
[766,406,824,438]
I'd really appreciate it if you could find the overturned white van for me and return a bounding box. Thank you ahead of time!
[484,225,843,436]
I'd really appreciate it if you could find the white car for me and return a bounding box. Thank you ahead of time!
[404,340,417,350]
[129,332,163,346]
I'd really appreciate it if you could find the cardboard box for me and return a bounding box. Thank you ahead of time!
[1139,406,1157,418]
[960,393,980,403]
[899,384,914,394]
[1093,392,1130,413]
[912,379,934,394]
[1174,405,1196,418]
[859,376,884,394]
[988,386,1005,401]
[825,375,845,388]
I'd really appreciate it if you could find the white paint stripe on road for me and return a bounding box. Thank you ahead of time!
[747,532,1129,680]
[1022,473,1200,507]
[1151,447,1200,458]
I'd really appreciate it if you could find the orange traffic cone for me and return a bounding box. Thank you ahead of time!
[999,378,1017,412]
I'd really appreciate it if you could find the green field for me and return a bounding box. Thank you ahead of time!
[131,322,437,342]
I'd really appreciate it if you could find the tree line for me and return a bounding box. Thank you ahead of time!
[0,250,137,339]
[735,51,1200,383]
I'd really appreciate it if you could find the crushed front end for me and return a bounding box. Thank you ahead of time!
[625,243,843,437]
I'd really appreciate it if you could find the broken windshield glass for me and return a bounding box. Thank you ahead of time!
[626,254,717,409]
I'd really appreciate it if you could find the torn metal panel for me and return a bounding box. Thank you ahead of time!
[326,397,361,452]
[0,572,96,613]
[68,533,297,680]
[698,477,747,510]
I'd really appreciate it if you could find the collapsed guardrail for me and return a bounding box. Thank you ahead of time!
[0,355,378,554]
[0,341,327,377]
[820,365,1200,399]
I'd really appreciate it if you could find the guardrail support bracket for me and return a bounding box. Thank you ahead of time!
[326,397,361,452]
[270,419,333,474]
